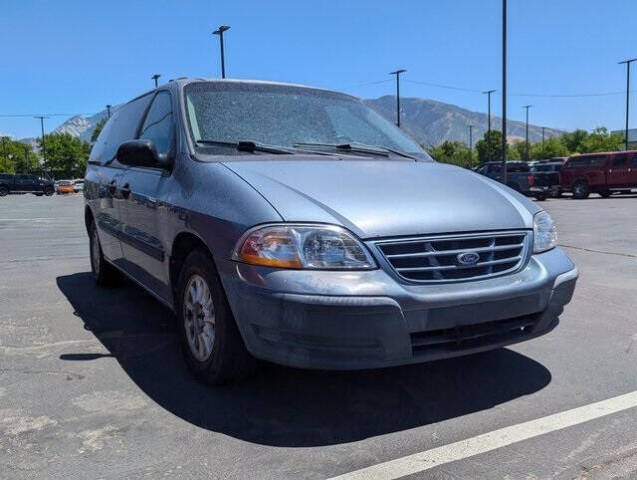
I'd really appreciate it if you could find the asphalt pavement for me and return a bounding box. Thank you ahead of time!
[1,192,636,479]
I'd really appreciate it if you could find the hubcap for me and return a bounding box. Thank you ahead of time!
[183,274,215,362]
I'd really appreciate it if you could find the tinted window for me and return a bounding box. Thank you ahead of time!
[566,156,606,168]
[508,162,530,172]
[613,156,628,167]
[0,174,12,180]
[89,94,153,165]
[139,92,174,156]
[487,164,502,174]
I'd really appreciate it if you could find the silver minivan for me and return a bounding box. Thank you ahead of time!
[84,79,578,384]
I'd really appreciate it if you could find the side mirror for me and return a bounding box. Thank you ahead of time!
[116,139,172,169]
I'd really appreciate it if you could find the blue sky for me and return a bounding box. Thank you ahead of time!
[2,0,637,139]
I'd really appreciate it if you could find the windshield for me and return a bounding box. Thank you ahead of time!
[184,82,430,159]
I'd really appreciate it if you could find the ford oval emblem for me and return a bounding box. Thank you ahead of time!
[456,251,480,266]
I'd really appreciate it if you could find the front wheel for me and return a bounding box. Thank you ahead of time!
[44,187,54,196]
[176,250,255,385]
[599,190,612,198]
[0,186,8,197]
[572,180,590,199]
[534,193,547,201]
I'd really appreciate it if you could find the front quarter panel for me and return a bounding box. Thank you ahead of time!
[158,154,283,277]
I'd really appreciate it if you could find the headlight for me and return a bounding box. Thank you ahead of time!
[233,224,376,270]
[533,211,557,253]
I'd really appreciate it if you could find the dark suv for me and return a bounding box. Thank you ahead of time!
[474,161,548,200]
[85,78,576,384]
[0,173,55,196]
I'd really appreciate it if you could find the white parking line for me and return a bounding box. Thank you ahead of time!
[327,390,637,480]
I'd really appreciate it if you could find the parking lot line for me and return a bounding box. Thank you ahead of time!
[327,390,637,480]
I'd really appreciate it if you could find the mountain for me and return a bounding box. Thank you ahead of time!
[39,96,561,148]
[53,110,110,142]
[364,96,562,146]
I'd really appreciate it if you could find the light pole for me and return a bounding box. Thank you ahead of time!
[213,25,231,78]
[523,105,532,161]
[483,89,496,162]
[502,0,508,183]
[23,144,29,173]
[618,58,637,151]
[468,125,473,163]
[106,104,112,119]
[152,74,161,88]
[389,69,407,127]
[34,116,48,175]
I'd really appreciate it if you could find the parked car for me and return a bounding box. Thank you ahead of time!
[56,180,75,194]
[0,173,55,197]
[560,151,637,199]
[73,180,84,192]
[474,161,549,200]
[530,161,564,197]
[85,78,578,384]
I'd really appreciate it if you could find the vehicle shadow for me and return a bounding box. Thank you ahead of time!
[56,272,551,447]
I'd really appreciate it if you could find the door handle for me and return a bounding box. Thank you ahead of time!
[120,183,131,199]
[107,180,117,195]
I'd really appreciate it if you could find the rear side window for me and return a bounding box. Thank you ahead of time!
[508,162,530,172]
[89,94,154,165]
[138,91,174,156]
[566,156,606,168]
[613,156,628,167]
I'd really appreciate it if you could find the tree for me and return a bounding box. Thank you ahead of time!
[559,129,588,153]
[0,137,39,174]
[475,130,505,163]
[91,117,107,143]
[579,127,624,153]
[530,137,569,159]
[426,141,476,168]
[37,133,90,178]
[510,140,528,161]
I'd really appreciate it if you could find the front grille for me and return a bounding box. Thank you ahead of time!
[376,231,530,283]
[410,315,539,355]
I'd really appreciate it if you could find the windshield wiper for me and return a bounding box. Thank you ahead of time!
[292,142,418,160]
[196,139,295,154]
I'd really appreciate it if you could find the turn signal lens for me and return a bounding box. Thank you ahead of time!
[234,224,376,270]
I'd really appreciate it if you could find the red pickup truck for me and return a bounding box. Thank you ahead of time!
[560,151,637,199]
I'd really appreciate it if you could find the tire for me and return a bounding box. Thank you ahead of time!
[34,193,43,197]
[88,220,122,286]
[0,186,8,197]
[534,193,547,201]
[44,187,54,196]
[599,190,612,198]
[176,249,256,385]
[572,180,590,199]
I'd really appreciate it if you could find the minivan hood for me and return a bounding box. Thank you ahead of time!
[222,157,539,239]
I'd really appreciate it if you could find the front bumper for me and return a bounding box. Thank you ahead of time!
[218,247,578,370]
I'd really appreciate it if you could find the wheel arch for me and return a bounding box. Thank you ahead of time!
[84,205,95,233]
[169,231,216,298]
